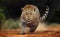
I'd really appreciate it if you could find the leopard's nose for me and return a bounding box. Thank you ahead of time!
[27,19,30,22]
[28,18,30,20]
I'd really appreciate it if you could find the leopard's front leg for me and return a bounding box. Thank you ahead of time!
[19,20,30,34]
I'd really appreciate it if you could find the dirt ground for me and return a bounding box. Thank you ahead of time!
[0,25,60,37]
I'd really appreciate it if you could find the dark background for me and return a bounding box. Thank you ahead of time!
[0,0,60,23]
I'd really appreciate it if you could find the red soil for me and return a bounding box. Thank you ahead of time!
[0,25,60,37]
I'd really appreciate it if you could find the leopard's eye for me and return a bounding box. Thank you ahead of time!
[32,12,35,15]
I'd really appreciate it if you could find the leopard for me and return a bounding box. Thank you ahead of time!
[19,5,40,34]
[19,5,49,34]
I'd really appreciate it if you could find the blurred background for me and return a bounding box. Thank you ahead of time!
[0,0,60,29]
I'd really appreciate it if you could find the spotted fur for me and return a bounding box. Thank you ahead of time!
[19,5,49,34]
[19,5,40,34]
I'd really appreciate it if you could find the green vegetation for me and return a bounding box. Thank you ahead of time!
[1,19,19,29]
[0,9,5,23]
[47,23,60,26]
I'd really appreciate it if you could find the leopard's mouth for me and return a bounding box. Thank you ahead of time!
[26,20,31,23]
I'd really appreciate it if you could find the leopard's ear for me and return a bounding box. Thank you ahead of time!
[21,8,26,11]
[21,8,24,11]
